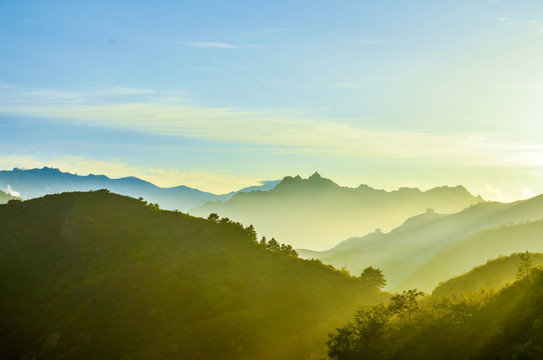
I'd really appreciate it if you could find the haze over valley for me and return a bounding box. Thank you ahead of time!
[2,0,543,358]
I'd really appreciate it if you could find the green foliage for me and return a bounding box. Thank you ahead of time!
[259,236,299,257]
[207,212,220,222]
[388,289,424,324]
[328,269,543,360]
[433,252,543,298]
[339,266,351,277]
[517,251,533,280]
[0,191,386,360]
[145,202,160,210]
[359,267,387,289]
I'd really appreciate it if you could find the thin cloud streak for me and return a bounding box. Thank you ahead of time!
[0,84,187,105]
[180,41,239,49]
[246,27,308,34]
[1,90,540,170]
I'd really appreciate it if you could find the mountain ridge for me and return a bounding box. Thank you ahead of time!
[0,167,280,211]
[297,194,543,290]
[191,172,484,250]
[402,217,543,291]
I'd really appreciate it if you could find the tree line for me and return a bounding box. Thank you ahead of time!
[327,253,543,360]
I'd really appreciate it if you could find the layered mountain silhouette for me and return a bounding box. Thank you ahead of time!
[0,167,279,211]
[191,172,484,250]
[299,194,543,291]
[403,218,543,291]
[0,191,386,360]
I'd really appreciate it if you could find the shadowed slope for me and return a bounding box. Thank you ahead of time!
[0,190,385,360]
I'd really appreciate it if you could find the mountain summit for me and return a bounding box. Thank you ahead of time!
[192,173,484,250]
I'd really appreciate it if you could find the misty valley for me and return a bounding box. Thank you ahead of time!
[3,1,542,358]
[1,168,543,359]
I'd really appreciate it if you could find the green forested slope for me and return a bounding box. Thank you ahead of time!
[432,252,543,298]
[328,268,543,360]
[0,190,386,360]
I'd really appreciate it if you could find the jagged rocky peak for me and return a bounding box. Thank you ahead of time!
[41,166,62,173]
[275,171,339,190]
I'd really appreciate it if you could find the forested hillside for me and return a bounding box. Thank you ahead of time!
[432,252,543,298]
[0,191,386,360]
[328,267,543,360]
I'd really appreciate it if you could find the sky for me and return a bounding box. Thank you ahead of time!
[0,0,542,201]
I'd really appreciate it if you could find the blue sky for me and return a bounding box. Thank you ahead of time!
[1,0,542,200]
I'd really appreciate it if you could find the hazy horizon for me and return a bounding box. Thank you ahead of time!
[3,2,543,358]
[2,0,542,201]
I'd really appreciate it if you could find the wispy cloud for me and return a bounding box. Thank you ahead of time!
[180,41,239,49]
[6,185,20,197]
[246,27,308,35]
[331,82,357,89]
[1,85,541,170]
[0,84,187,106]
[496,17,543,35]
[177,38,386,51]
[342,39,386,45]
[92,87,156,96]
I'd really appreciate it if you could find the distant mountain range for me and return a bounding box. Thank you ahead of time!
[0,167,279,211]
[191,172,484,250]
[2,179,542,358]
[403,217,543,291]
[298,194,543,291]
